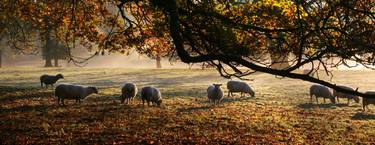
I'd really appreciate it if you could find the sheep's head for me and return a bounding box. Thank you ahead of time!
[213,84,222,88]
[89,87,99,94]
[250,91,255,97]
[156,99,162,107]
[56,74,64,79]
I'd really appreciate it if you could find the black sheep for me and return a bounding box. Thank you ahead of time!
[40,74,64,88]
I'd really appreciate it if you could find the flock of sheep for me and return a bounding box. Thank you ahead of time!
[310,84,375,111]
[40,73,375,111]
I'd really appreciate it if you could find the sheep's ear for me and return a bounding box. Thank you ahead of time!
[355,87,359,92]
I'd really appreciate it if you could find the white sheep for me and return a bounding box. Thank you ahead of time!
[226,80,255,97]
[120,83,138,104]
[40,74,64,88]
[333,85,360,105]
[141,86,162,106]
[207,84,224,105]
[309,84,336,104]
[363,91,375,111]
[55,84,98,106]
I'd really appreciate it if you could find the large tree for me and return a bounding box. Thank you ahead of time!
[106,0,375,97]
[1,0,117,67]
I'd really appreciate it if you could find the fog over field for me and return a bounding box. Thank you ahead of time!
[1,50,371,70]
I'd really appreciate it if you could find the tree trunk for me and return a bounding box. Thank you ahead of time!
[156,55,162,68]
[54,58,59,67]
[43,3,53,68]
[44,57,52,67]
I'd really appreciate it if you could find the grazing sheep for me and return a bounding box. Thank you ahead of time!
[40,74,64,88]
[333,85,360,105]
[309,84,336,104]
[141,86,162,106]
[207,84,224,105]
[55,84,98,106]
[226,80,255,97]
[363,91,375,111]
[120,83,138,104]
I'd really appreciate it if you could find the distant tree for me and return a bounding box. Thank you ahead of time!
[143,37,173,68]
[1,0,116,67]
[42,38,68,67]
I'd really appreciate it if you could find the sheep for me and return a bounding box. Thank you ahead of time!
[333,85,360,105]
[363,91,375,111]
[141,86,162,106]
[226,80,255,97]
[55,84,98,106]
[40,74,64,88]
[207,84,224,105]
[120,83,138,104]
[309,84,336,104]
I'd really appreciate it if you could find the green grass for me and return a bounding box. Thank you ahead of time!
[0,67,375,144]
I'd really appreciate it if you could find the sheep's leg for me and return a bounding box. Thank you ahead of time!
[315,97,319,104]
[227,91,231,97]
[337,97,340,103]
[57,98,60,106]
[61,99,65,106]
[240,92,243,97]
[323,98,326,103]
[363,104,366,111]
[310,95,313,103]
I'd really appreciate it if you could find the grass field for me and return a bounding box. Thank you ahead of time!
[0,67,375,144]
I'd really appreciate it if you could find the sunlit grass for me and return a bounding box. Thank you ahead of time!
[0,67,374,144]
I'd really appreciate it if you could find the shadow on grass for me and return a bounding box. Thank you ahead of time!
[0,104,58,113]
[223,96,254,103]
[296,103,347,109]
[177,106,210,112]
[0,86,53,103]
[351,112,375,120]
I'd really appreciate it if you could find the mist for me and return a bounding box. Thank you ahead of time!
[0,48,193,68]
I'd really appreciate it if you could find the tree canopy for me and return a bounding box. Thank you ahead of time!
[2,0,375,97]
[114,0,375,97]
